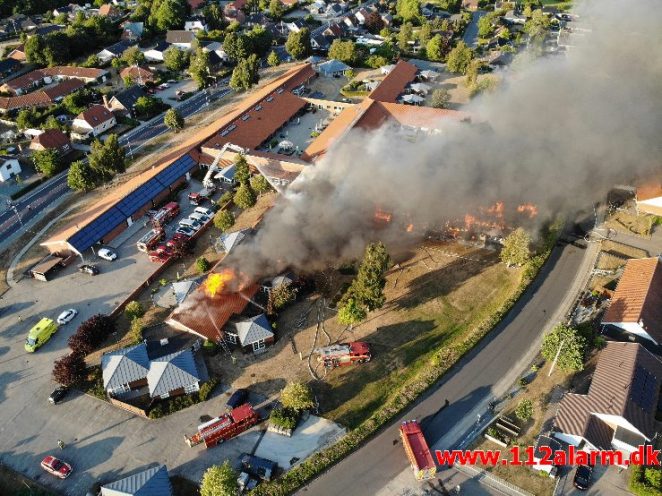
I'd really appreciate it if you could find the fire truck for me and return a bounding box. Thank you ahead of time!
[185,404,260,449]
[400,420,436,480]
[315,342,371,369]
[136,228,165,252]
[148,245,172,264]
[151,202,180,228]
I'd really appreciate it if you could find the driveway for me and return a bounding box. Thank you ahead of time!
[555,464,631,495]
[463,10,487,48]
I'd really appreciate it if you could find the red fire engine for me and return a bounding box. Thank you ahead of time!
[185,404,260,448]
[136,228,165,252]
[315,342,371,369]
[400,420,436,480]
[151,202,180,228]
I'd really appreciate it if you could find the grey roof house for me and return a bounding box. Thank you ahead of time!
[98,40,135,62]
[102,343,150,395]
[107,86,147,117]
[147,349,201,399]
[317,59,351,77]
[100,465,173,496]
[227,313,275,353]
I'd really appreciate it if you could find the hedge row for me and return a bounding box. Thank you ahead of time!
[250,241,558,496]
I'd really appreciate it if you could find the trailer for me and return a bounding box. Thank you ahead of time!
[400,420,436,480]
[315,342,371,369]
[185,404,259,448]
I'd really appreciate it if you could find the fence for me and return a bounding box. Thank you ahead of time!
[454,464,535,496]
[108,396,149,418]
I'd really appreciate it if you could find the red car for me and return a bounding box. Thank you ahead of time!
[41,455,72,479]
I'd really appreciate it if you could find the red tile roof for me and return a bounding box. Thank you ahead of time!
[120,66,155,82]
[602,257,662,342]
[41,66,107,80]
[31,129,70,150]
[636,182,662,202]
[8,45,26,61]
[188,0,206,9]
[368,59,418,103]
[0,79,84,111]
[98,4,118,16]
[77,104,115,126]
[3,70,45,92]
[43,78,85,100]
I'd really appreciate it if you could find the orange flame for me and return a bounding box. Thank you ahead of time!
[205,269,234,297]
[374,208,393,223]
[406,223,414,232]
[517,203,538,218]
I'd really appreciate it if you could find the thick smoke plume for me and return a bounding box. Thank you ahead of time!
[228,0,662,279]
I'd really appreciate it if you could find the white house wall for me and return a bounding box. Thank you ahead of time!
[602,321,657,344]
[593,414,649,440]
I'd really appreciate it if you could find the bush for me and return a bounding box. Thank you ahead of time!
[270,406,300,430]
[202,340,218,354]
[196,256,211,273]
[630,465,662,496]
[124,301,145,320]
[214,210,235,232]
[517,377,528,388]
[219,191,233,206]
[129,317,143,344]
[53,352,87,386]
[515,399,533,422]
[198,379,219,402]
[281,382,315,411]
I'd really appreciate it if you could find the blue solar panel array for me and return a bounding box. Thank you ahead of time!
[67,154,198,253]
[630,365,658,411]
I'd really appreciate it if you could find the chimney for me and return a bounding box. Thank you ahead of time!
[102,94,109,109]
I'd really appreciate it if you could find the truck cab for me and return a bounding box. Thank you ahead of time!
[25,318,59,352]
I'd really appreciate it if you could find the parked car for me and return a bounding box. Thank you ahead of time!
[97,247,117,261]
[56,309,78,325]
[573,465,593,491]
[175,226,196,237]
[78,264,99,275]
[194,206,214,217]
[41,455,72,479]
[178,218,202,231]
[189,212,211,224]
[226,389,249,410]
[48,386,68,404]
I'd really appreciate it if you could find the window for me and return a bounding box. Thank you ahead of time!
[253,339,265,351]
[226,333,237,344]
[184,383,199,394]
[161,392,170,399]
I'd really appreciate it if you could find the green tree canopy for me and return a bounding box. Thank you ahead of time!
[67,160,97,192]
[124,300,145,320]
[213,209,235,231]
[477,14,495,38]
[328,39,358,65]
[269,0,284,19]
[447,41,473,74]
[500,227,531,266]
[233,182,256,209]
[397,22,413,51]
[541,324,587,372]
[280,382,315,411]
[150,0,189,32]
[337,297,367,326]
[189,47,211,89]
[164,108,185,132]
[234,154,250,184]
[285,28,311,60]
[247,25,273,57]
[430,88,450,109]
[229,54,260,91]
[200,462,238,496]
[396,0,420,22]
[426,34,446,61]
[250,174,271,195]
[267,50,280,67]
[203,3,226,30]
[134,96,159,117]
[196,256,211,273]
[341,242,390,312]
[33,149,62,177]
[89,134,126,182]
[122,46,145,66]
[515,399,533,422]
[163,46,190,71]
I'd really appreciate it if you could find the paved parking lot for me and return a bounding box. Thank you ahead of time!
[555,463,631,495]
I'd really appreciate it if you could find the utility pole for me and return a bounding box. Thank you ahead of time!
[548,338,566,377]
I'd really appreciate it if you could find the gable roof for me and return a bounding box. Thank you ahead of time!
[99,4,118,16]
[120,66,155,81]
[147,349,200,397]
[234,313,274,346]
[101,343,150,390]
[102,40,134,56]
[602,257,662,343]
[77,104,115,126]
[101,465,172,496]
[31,129,70,150]
[166,30,195,44]
[111,86,146,110]
[555,342,662,448]
[0,79,84,111]
[369,59,418,103]
[318,59,351,74]
[217,228,249,253]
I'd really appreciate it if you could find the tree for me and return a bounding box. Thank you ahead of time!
[269,0,283,20]
[396,0,420,22]
[430,88,450,109]
[515,399,533,422]
[122,45,145,66]
[134,96,159,118]
[67,160,97,192]
[280,382,315,411]
[364,11,384,34]
[337,297,367,326]
[397,22,413,52]
[234,154,250,184]
[500,227,531,266]
[223,32,248,63]
[200,462,238,496]
[366,55,389,69]
[446,41,473,74]
[16,109,39,130]
[524,9,551,40]
[285,28,311,60]
[229,54,260,91]
[83,53,102,68]
[33,149,62,177]
[124,300,145,320]
[204,3,225,30]
[214,209,235,231]
[250,174,271,195]
[163,108,184,132]
[267,50,280,67]
[465,59,480,87]
[89,134,126,181]
[426,34,445,61]
[418,22,432,45]
[43,115,65,131]
[247,25,273,57]
[52,353,87,386]
[477,14,494,38]
[342,242,390,312]
[268,282,297,312]
[163,46,190,71]
[328,39,358,65]
[24,34,45,65]
[77,314,116,347]
[189,47,210,89]
[233,182,256,209]
[128,317,144,344]
[197,256,211,273]
[150,0,188,32]
[541,324,587,373]
[67,326,96,355]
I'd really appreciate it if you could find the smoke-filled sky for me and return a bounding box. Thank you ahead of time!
[227,0,662,278]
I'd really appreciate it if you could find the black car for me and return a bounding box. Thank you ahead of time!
[226,389,249,411]
[48,386,68,405]
[78,264,99,275]
[573,464,593,490]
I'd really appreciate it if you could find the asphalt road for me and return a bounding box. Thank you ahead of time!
[0,82,232,244]
[298,242,589,496]
[463,10,487,48]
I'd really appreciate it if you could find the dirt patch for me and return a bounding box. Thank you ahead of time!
[605,209,657,237]
[206,241,522,428]
[0,463,55,496]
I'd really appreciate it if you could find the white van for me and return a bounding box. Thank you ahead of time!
[194,207,213,217]
[178,218,201,231]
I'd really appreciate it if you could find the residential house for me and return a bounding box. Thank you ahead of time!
[636,182,662,217]
[29,129,72,156]
[355,34,384,46]
[7,45,26,62]
[187,0,206,10]
[121,21,144,41]
[308,0,326,14]
[100,465,173,496]
[0,59,22,79]
[106,86,146,117]
[245,13,270,28]
[99,4,121,18]
[280,0,298,6]
[355,8,371,24]
[323,22,344,38]
[98,40,135,63]
[147,349,201,399]
[311,34,331,52]
[143,41,170,62]
[207,51,223,70]
[166,30,196,50]
[52,6,73,17]
[380,12,393,26]
[326,3,344,17]
[601,257,662,345]
[3,67,108,95]
[0,156,21,182]
[101,343,150,396]
[463,0,479,10]
[202,41,228,62]
[0,79,85,113]
[185,16,208,32]
[5,14,38,33]
[286,19,307,34]
[0,70,43,95]
[531,435,562,475]
[31,24,64,38]
[215,228,249,254]
[317,59,350,77]
[120,66,156,85]
[227,313,275,353]
[342,14,360,30]
[503,10,527,25]
[224,2,247,24]
[71,105,117,140]
[554,342,662,460]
